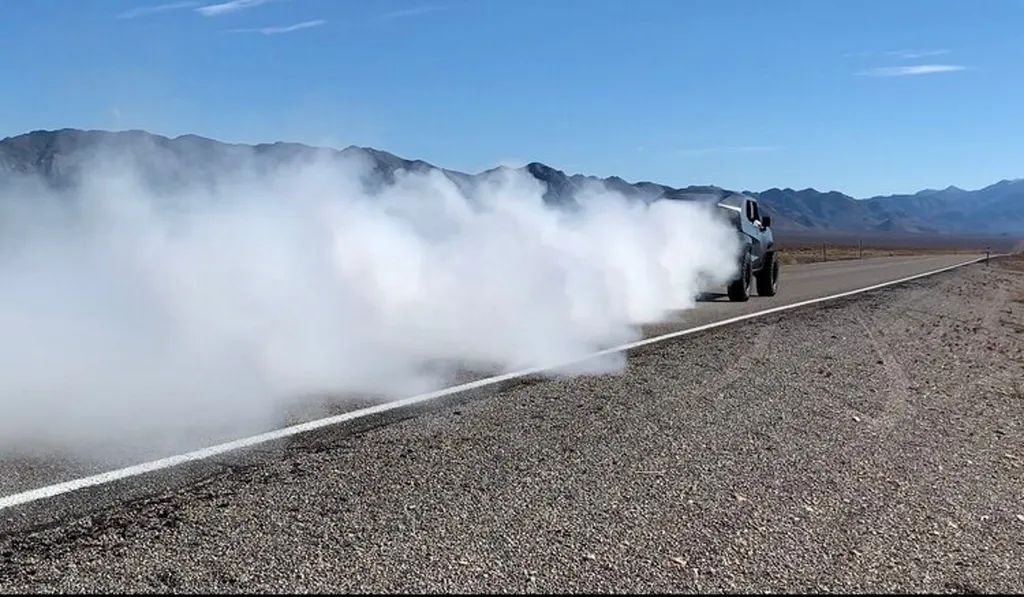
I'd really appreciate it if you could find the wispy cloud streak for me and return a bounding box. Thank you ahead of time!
[116,1,199,19]
[197,0,274,16]
[229,19,326,34]
[845,49,952,60]
[857,64,966,77]
[380,5,454,20]
[886,49,951,60]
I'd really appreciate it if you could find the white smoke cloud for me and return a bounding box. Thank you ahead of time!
[0,145,740,459]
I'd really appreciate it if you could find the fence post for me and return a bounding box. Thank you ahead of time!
[986,246,991,265]
[822,243,827,263]
[858,240,863,259]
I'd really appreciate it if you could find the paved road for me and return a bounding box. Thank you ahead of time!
[669,253,982,330]
[3,253,1021,592]
[0,254,980,503]
[0,255,983,504]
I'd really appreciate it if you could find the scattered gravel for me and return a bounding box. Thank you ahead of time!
[1,260,1022,593]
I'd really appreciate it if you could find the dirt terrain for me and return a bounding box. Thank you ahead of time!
[777,244,988,265]
[773,232,1019,265]
[1,258,1023,593]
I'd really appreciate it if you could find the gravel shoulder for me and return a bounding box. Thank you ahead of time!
[1,258,1023,593]
[0,254,977,498]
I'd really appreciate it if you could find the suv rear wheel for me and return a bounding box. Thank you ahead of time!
[755,251,779,296]
[727,251,752,302]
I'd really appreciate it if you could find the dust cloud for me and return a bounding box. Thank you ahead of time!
[0,141,740,458]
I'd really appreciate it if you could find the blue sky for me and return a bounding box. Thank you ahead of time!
[1,0,1022,197]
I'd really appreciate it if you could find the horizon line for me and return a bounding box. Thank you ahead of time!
[0,127,1018,198]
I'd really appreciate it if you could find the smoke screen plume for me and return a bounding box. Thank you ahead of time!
[0,140,740,458]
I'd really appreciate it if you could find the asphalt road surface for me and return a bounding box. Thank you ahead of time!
[4,253,1023,593]
[675,253,984,330]
[0,254,979,500]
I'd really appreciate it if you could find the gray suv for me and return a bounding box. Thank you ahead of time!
[715,193,779,302]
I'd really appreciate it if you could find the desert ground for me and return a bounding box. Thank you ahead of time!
[1,254,1021,593]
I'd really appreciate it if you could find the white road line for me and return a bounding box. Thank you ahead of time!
[0,255,992,511]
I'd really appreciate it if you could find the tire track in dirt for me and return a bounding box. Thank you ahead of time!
[855,306,914,437]
[693,323,779,402]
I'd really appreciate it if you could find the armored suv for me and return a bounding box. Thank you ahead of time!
[715,193,779,302]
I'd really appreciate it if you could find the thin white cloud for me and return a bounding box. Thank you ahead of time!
[675,146,781,157]
[197,0,274,16]
[229,19,325,34]
[886,49,951,60]
[846,49,952,60]
[116,1,200,19]
[380,5,455,20]
[857,64,967,77]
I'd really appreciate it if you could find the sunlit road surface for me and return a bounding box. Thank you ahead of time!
[3,252,1020,593]
[654,253,983,333]
[0,254,983,515]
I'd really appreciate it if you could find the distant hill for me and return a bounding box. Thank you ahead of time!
[749,182,1024,236]
[1,128,1021,238]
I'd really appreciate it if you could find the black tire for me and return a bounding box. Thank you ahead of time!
[755,251,780,296]
[727,251,752,302]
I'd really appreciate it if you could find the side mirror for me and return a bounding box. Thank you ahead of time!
[762,216,771,228]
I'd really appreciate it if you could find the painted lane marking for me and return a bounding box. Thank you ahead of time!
[0,256,990,511]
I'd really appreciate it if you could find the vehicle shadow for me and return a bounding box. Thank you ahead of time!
[696,291,729,302]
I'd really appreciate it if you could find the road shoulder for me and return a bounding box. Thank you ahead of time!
[2,259,1023,592]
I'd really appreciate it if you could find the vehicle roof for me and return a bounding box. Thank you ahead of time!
[665,190,754,211]
[716,192,752,209]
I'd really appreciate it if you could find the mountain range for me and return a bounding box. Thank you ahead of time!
[1,128,1021,238]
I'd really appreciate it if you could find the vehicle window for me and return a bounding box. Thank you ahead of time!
[747,200,760,223]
